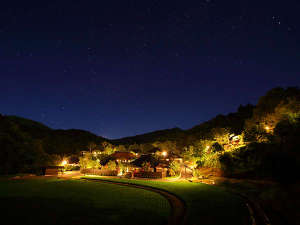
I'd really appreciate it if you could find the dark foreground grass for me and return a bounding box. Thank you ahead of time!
[84,177,251,225]
[0,177,170,225]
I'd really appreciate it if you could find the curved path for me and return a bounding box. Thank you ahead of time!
[81,178,187,225]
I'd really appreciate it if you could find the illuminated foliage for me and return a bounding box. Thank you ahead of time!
[210,127,230,145]
[141,162,151,172]
[106,160,117,170]
[79,153,99,169]
[169,161,181,176]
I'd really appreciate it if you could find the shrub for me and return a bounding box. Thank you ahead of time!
[169,161,181,176]
[219,142,300,182]
[81,168,117,176]
[124,172,132,179]
[192,169,202,178]
[211,142,224,152]
[141,162,152,172]
[106,160,117,170]
[65,165,80,171]
[134,171,163,179]
[199,152,221,168]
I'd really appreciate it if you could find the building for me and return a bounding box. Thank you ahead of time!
[110,151,136,163]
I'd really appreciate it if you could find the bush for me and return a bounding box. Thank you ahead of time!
[65,165,80,171]
[106,160,117,170]
[211,142,224,152]
[193,169,202,178]
[134,171,163,179]
[169,161,181,176]
[81,168,117,176]
[124,172,132,179]
[199,152,221,168]
[219,142,300,182]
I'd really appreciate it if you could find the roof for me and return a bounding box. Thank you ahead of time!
[111,151,136,160]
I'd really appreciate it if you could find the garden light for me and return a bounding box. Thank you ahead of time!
[61,160,68,166]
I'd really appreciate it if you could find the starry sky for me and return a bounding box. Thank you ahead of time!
[1,0,299,139]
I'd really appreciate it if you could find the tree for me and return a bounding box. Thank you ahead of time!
[102,142,116,155]
[142,162,151,172]
[117,145,126,152]
[106,160,117,170]
[169,161,181,176]
[128,143,141,153]
[210,127,230,145]
[88,142,97,153]
[79,153,99,170]
[182,145,200,169]
[211,142,224,153]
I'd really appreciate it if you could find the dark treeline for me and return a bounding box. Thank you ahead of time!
[1,87,299,181]
[0,115,106,174]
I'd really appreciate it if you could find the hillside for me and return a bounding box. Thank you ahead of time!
[1,86,299,176]
[0,115,107,174]
[111,127,186,145]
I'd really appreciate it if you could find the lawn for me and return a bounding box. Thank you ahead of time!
[83,176,251,225]
[0,177,170,225]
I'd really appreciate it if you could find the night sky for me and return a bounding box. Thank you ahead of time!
[1,1,299,139]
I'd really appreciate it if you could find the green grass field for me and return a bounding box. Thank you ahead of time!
[0,177,170,225]
[84,177,251,225]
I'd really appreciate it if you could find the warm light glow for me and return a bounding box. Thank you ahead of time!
[265,126,270,131]
[206,145,210,150]
[118,171,123,176]
[162,151,167,157]
[61,160,68,166]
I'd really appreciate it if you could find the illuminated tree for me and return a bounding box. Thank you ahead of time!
[182,146,200,168]
[79,153,99,169]
[117,145,126,152]
[102,142,116,155]
[106,160,117,170]
[169,161,181,176]
[142,162,151,171]
[210,127,230,145]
